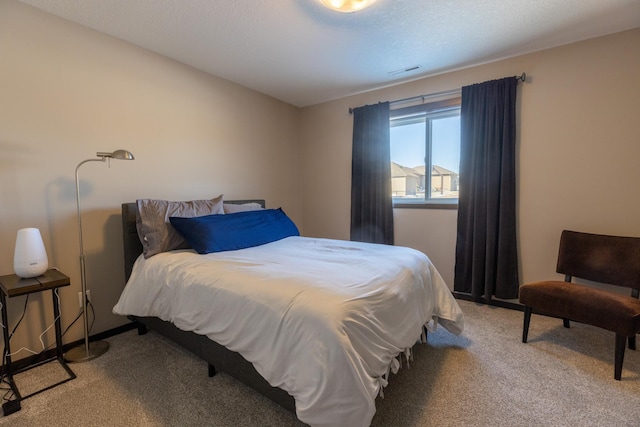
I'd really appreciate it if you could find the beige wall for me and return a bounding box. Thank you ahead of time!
[0,1,302,355]
[2,0,639,361]
[300,28,640,289]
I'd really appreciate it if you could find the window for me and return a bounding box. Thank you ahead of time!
[390,98,461,208]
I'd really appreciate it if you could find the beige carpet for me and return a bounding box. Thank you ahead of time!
[1,300,639,426]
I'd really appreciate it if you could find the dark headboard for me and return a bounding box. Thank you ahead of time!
[121,200,266,282]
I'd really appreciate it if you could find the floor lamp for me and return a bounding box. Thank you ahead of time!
[65,150,134,363]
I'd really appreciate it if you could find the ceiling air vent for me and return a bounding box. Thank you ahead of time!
[388,65,422,76]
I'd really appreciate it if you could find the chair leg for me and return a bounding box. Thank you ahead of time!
[628,335,636,351]
[522,306,532,343]
[563,318,570,328]
[615,334,626,381]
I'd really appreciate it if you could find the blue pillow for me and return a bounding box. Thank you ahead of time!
[169,208,299,254]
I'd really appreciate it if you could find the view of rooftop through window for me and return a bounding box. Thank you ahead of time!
[390,112,460,202]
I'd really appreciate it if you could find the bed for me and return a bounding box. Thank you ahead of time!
[114,198,464,427]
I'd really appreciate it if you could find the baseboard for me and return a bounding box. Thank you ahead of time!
[88,322,137,342]
[1,321,137,375]
[453,291,524,311]
[452,292,571,321]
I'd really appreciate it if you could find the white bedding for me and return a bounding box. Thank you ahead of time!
[113,236,464,427]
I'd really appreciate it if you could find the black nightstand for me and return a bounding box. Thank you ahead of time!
[0,269,76,415]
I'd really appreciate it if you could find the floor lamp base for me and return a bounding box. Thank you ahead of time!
[64,340,110,363]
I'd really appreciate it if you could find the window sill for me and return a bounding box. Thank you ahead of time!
[393,202,458,210]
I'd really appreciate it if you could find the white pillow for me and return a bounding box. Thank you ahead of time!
[223,202,264,214]
[136,195,224,258]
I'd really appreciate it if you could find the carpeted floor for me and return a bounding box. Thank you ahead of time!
[2,300,639,426]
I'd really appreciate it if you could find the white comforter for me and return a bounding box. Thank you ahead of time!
[113,236,464,427]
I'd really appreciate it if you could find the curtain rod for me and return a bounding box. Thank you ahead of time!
[348,72,526,114]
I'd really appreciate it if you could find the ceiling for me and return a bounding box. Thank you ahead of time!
[19,0,640,107]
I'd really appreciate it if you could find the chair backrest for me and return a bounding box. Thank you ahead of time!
[556,230,640,289]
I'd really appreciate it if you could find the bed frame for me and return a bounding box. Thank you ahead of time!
[121,201,296,413]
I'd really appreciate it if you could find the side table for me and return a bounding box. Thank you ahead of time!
[0,269,76,415]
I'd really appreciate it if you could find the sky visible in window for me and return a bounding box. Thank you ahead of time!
[390,116,460,173]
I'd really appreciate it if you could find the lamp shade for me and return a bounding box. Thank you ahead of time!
[96,150,134,160]
[14,227,48,278]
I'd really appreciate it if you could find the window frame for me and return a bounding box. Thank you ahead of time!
[390,97,461,210]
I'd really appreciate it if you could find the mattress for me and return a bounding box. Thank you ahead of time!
[113,236,464,427]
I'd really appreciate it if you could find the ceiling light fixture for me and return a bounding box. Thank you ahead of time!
[320,0,376,13]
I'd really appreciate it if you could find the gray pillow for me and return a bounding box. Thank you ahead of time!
[136,195,224,258]
[223,202,265,214]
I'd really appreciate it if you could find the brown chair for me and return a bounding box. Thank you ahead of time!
[520,230,640,380]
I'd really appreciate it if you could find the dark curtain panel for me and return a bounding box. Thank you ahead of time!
[350,102,394,245]
[454,77,519,299]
